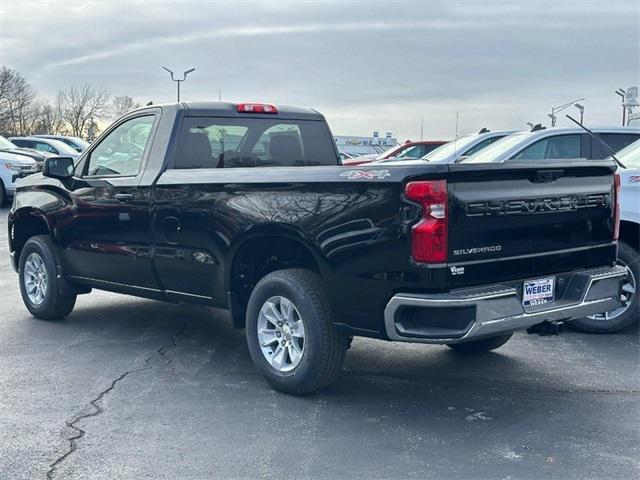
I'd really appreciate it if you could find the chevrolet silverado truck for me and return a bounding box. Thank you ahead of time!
[7,102,628,394]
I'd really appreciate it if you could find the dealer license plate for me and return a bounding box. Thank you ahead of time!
[522,277,555,307]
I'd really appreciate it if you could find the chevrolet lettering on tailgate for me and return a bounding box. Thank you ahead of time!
[465,193,610,216]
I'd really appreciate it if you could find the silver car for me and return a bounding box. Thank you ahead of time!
[32,134,89,153]
[462,126,640,163]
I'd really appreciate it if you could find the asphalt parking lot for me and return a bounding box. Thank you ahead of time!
[0,206,638,480]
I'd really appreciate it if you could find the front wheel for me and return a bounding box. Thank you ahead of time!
[569,241,638,333]
[18,236,76,320]
[245,269,348,395]
[447,333,513,353]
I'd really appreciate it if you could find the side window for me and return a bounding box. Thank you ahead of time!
[512,134,581,160]
[86,115,155,176]
[421,144,441,157]
[591,133,640,159]
[395,145,422,159]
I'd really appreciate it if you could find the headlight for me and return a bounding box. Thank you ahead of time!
[3,162,37,173]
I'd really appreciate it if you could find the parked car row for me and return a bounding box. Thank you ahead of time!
[9,136,80,159]
[6,101,635,394]
[0,134,87,205]
[354,125,640,166]
[343,140,448,165]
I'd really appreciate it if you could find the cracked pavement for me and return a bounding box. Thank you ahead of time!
[0,206,638,479]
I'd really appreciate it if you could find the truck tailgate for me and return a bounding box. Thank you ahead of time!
[446,160,617,287]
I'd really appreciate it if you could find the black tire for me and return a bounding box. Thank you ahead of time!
[0,180,7,206]
[18,235,76,320]
[569,241,639,333]
[447,333,513,353]
[245,269,348,395]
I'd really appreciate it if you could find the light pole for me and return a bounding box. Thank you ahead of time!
[162,66,196,102]
[548,98,585,127]
[615,88,626,126]
[574,103,585,124]
[622,87,639,126]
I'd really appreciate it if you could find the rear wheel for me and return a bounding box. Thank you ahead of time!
[447,333,513,353]
[18,236,76,320]
[569,241,638,333]
[245,269,348,395]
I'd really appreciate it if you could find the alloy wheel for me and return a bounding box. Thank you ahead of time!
[257,296,305,372]
[23,252,48,306]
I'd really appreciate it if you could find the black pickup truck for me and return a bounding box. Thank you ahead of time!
[8,102,628,394]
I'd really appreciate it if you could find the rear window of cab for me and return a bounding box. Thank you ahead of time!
[173,117,339,169]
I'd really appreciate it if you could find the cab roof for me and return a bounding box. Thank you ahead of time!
[134,101,325,121]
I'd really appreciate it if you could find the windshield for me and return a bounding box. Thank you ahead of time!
[611,138,640,169]
[463,133,530,163]
[71,137,90,149]
[46,139,79,155]
[61,137,89,150]
[423,134,478,162]
[0,135,16,149]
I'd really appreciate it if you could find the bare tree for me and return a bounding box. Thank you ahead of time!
[111,95,140,119]
[58,84,110,138]
[0,66,37,135]
[25,98,65,135]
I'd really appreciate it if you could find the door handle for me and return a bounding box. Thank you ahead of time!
[114,193,134,201]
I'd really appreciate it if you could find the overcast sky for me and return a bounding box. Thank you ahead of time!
[1,0,638,139]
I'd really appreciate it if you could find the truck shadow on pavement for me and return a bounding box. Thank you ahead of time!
[11,294,640,479]
[33,294,636,400]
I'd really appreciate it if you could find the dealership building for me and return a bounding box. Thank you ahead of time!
[335,131,398,156]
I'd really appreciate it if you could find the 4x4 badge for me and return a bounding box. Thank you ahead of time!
[340,170,391,180]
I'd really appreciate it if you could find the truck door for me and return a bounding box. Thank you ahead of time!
[58,113,159,292]
[152,121,230,306]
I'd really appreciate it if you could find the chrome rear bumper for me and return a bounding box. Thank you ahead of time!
[384,265,628,344]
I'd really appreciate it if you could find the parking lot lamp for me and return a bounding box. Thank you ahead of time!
[548,98,585,127]
[622,87,639,126]
[162,66,196,102]
[574,103,585,124]
[615,89,626,125]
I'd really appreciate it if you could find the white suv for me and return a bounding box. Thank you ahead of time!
[571,139,640,332]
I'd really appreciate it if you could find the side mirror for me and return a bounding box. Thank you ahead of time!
[43,156,74,179]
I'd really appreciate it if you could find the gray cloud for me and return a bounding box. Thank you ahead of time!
[1,0,638,139]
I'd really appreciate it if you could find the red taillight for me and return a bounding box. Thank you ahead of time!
[405,180,448,263]
[613,173,621,240]
[236,103,278,114]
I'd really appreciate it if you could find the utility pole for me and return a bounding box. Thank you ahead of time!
[162,66,196,102]
[420,116,424,141]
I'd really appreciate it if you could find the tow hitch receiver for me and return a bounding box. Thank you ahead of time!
[527,320,565,336]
